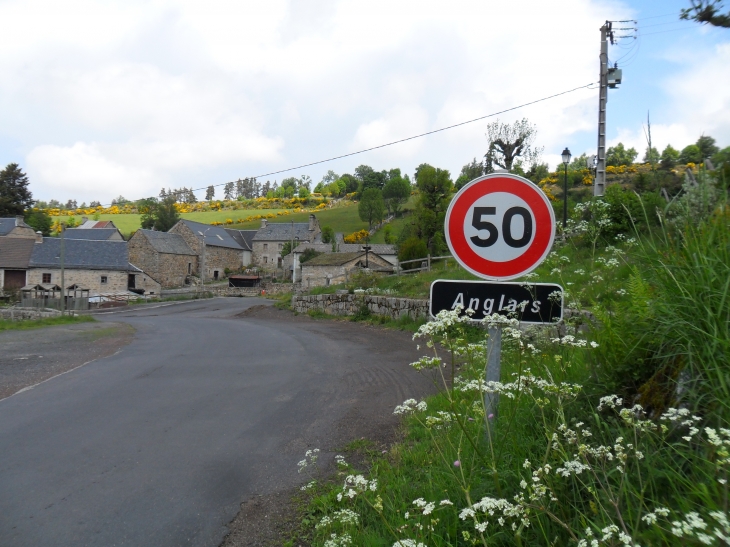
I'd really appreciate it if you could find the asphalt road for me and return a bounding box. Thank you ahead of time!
[0,298,432,546]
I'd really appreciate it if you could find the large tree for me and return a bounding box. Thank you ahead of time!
[696,135,720,160]
[412,164,453,254]
[382,170,410,217]
[358,188,385,229]
[139,196,180,232]
[681,0,730,27]
[606,143,638,166]
[484,118,543,172]
[0,163,34,216]
[455,158,486,189]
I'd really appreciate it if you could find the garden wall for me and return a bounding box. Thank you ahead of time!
[292,294,429,320]
[0,307,66,321]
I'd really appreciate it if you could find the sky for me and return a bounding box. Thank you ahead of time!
[0,0,728,205]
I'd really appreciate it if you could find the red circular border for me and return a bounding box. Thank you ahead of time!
[445,175,554,279]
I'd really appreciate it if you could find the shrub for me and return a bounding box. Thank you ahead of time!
[398,237,428,269]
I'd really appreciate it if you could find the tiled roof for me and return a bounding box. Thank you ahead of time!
[0,217,31,236]
[293,242,333,253]
[337,243,397,255]
[30,238,135,271]
[224,229,257,251]
[63,228,121,241]
[253,222,312,241]
[302,252,365,266]
[0,237,35,268]
[178,220,243,250]
[138,229,196,255]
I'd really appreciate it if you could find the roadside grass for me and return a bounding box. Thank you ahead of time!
[295,194,730,546]
[0,314,95,331]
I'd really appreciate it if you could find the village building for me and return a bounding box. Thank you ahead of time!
[0,237,36,291]
[252,214,321,271]
[77,218,121,231]
[63,228,124,241]
[337,243,398,266]
[283,242,333,281]
[169,220,246,281]
[300,251,393,288]
[224,229,256,267]
[0,216,38,239]
[27,238,160,295]
[128,229,198,288]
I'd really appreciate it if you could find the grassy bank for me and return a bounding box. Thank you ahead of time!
[0,314,95,331]
[295,193,730,546]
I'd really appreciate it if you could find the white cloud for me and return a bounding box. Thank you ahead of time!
[2,0,728,202]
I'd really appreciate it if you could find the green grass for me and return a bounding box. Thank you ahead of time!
[52,201,369,238]
[0,314,95,331]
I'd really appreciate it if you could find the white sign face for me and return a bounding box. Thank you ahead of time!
[445,173,556,281]
[462,192,536,263]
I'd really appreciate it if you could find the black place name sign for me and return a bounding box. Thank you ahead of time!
[429,280,563,324]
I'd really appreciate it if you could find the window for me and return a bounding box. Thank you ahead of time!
[42,273,51,283]
[263,256,268,264]
[263,243,268,251]
[277,257,282,267]
[278,243,283,250]
[101,275,108,284]
[188,263,192,274]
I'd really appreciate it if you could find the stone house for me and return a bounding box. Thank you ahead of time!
[283,242,333,281]
[27,238,160,295]
[0,237,36,291]
[300,251,394,288]
[252,214,321,271]
[0,216,38,239]
[169,220,245,281]
[128,229,198,288]
[337,243,398,266]
[224,229,256,267]
[78,218,121,230]
[64,228,125,241]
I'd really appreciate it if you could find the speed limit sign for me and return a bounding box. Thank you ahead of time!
[445,173,555,280]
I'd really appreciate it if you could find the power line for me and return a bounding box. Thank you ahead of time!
[639,26,697,37]
[125,82,596,204]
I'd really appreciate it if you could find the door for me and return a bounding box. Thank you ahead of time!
[127,274,136,289]
[3,270,26,289]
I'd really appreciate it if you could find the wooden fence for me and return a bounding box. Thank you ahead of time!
[394,254,453,275]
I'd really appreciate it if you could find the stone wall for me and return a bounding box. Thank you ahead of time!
[292,294,428,320]
[0,307,65,320]
[251,240,284,270]
[170,222,244,278]
[128,232,197,288]
[26,268,161,295]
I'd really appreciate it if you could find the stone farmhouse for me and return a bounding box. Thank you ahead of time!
[128,229,198,289]
[27,238,160,295]
[0,216,37,239]
[300,251,393,288]
[224,228,256,266]
[0,237,36,290]
[169,220,247,281]
[252,215,321,271]
[337,243,398,266]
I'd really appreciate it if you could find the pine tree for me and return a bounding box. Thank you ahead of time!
[0,163,34,216]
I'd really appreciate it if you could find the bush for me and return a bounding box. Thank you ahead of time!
[398,237,428,269]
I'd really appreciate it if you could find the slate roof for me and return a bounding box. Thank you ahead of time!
[0,237,35,268]
[138,229,196,255]
[293,242,333,254]
[0,217,31,236]
[302,252,366,266]
[29,238,135,271]
[63,228,121,241]
[337,243,397,255]
[177,220,243,250]
[253,222,312,242]
[224,229,257,251]
[78,220,118,229]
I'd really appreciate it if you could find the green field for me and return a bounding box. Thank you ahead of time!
[52,203,370,237]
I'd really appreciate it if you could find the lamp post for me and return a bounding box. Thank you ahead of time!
[561,147,572,230]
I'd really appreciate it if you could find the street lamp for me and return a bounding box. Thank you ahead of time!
[561,147,572,229]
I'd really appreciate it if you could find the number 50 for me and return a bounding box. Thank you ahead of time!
[470,206,533,248]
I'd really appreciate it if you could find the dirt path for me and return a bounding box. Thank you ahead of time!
[0,321,135,400]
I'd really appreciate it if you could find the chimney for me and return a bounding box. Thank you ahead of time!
[309,214,315,231]
[35,231,43,243]
[261,218,268,228]
[15,215,24,226]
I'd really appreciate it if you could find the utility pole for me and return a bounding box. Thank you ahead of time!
[60,224,66,315]
[595,21,611,197]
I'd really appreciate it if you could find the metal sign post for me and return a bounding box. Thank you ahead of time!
[485,326,501,422]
